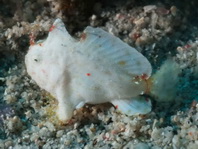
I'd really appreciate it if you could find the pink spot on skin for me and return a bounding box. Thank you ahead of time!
[49,25,55,32]
[134,73,148,80]
[41,69,46,74]
[115,105,118,109]
[86,73,91,76]
[141,74,150,94]
[29,33,35,46]
[32,72,36,75]
[135,73,150,94]
[141,73,149,80]
[39,43,43,46]
[80,33,87,41]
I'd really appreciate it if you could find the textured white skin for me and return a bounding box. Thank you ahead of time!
[25,19,152,121]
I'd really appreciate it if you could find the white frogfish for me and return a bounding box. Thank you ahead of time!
[25,19,152,121]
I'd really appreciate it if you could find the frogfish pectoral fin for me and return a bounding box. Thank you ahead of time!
[111,96,151,116]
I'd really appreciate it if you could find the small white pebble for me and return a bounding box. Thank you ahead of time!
[4,140,13,149]
[25,110,32,119]
[91,15,97,21]
[56,130,64,138]
[44,121,55,132]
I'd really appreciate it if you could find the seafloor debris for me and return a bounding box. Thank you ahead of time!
[0,0,198,148]
[0,104,15,125]
[99,4,182,46]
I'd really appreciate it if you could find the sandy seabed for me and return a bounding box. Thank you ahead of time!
[0,0,198,148]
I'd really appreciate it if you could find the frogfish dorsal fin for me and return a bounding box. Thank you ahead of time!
[78,26,152,77]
